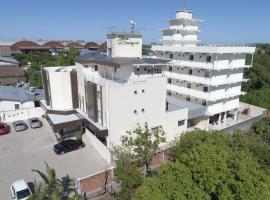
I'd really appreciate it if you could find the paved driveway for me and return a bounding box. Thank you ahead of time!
[0,118,107,199]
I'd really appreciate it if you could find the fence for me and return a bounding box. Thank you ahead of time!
[0,107,44,122]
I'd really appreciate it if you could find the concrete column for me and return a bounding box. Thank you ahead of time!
[218,113,222,126]
[205,118,210,131]
[223,112,227,124]
[234,110,238,122]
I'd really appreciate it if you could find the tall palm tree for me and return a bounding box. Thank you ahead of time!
[30,162,61,200]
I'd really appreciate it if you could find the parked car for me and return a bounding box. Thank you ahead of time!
[0,122,10,135]
[13,121,28,132]
[28,117,42,129]
[11,180,32,200]
[53,139,85,155]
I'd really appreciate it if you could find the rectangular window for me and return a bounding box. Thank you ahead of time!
[203,87,208,92]
[188,69,193,75]
[205,71,210,78]
[168,78,172,84]
[94,65,98,71]
[206,56,211,62]
[169,66,172,71]
[14,104,19,110]
[178,120,185,126]
[202,101,207,106]
[187,83,191,88]
[189,55,194,61]
[186,96,190,101]
[169,53,173,59]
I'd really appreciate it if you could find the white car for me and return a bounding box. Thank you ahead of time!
[11,180,32,200]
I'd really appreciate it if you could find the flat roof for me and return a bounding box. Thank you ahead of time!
[43,66,76,72]
[47,113,81,125]
[167,96,206,119]
[152,45,256,54]
[76,52,170,67]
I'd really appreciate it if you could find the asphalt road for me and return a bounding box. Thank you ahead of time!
[0,118,107,199]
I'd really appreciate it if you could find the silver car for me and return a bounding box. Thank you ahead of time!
[14,121,28,132]
[28,117,42,129]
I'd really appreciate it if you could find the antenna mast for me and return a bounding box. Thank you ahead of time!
[183,0,187,10]
[130,18,136,33]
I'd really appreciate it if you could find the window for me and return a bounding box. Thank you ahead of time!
[169,54,173,59]
[108,48,112,54]
[94,65,98,71]
[177,67,179,70]
[144,67,147,71]
[169,66,172,71]
[206,56,211,62]
[197,70,200,73]
[15,104,19,110]
[136,68,140,72]
[168,78,172,84]
[114,67,117,73]
[202,101,207,106]
[186,96,190,101]
[141,108,145,113]
[84,65,88,68]
[189,55,194,61]
[167,91,171,96]
[161,53,163,56]
[134,110,137,114]
[178,53,181,57]
[188,69,193,75]
[142,89,145,93]
[187,83,191,88]
[178,120,185,126]
[134,90,137,95]
[203,87,208,92]
[205,71,210,78]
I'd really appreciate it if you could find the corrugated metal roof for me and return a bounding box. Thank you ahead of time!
[0,86,43,103]
[0,57,19,65]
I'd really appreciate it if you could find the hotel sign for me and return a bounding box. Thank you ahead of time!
[117,35,139,46]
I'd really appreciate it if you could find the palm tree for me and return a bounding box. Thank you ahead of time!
[29,162,83,200]
[30,162,61,200]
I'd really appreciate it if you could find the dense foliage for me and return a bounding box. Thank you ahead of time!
[241,45,270,108]
[133,118,270,200]
[112,123,165,200]
[14,49,79,88]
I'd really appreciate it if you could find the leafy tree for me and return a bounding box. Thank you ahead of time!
[121,123,166,177]
[251,118,270,142]
[58,49,80,66]
[135,130,270,200]
[112,148,142,200]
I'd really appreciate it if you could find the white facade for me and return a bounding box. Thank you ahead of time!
[42,33,188,156]
[43,67,75,110]
[107,33,142,58]
[152,9,256,128]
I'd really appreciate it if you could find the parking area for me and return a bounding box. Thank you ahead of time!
[0,118,107,199]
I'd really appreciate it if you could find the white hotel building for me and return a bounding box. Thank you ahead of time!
[41,32,190,161]
[152,9,256,130]
[40,9,264,163]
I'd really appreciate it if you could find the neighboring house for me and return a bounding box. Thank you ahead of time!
[0,86,42,112]
[0,57,25,85]
[0,40,104,57]
[152,9,256,130]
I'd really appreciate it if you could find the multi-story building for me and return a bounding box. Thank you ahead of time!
[41,32,189,162]
[152,9,256,130]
